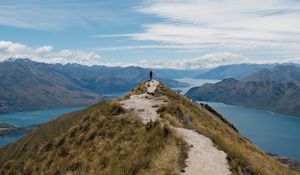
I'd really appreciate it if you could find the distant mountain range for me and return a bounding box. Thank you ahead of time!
[154,68,203,79]
[187,65,300,117]
[0,58,186,113]
[195,64,276,80]
[242,65,300,83]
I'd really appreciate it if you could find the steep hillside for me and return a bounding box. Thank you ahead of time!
[0,81,297,174]
[0,106,90,166]
[0,58,186,113]
[186,78,300,116]
[196,64,275,80]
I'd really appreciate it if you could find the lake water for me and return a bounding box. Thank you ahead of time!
[0,106,85,147]
[0,90,127,148]
[175,78,300,162]
[201,101,300,162]
[173,78,220,94]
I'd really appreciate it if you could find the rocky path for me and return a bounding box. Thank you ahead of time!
[121,80,231,175]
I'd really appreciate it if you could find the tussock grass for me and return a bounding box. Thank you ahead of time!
[154,83,298,175]
[124,81,148,99]
[0,100,188,175]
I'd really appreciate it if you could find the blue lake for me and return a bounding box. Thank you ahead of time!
[173,78,220,94]
[0,91,126,148]
[0,133,27,148]
[175,78,300,162]
[0,106,85,147]
[202,101,300,162]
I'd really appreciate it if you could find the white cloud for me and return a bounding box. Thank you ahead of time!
[128,0,300,52]
[35,45,53,54]
[100,53,252,70]
[0,40,101,65]
[46,49,101,65]
[178,53,249,69]
[2,40,300,69]
[135,52,250,70]
[102,52,300,70]
[94,44,214,52]
[92,0,300,58]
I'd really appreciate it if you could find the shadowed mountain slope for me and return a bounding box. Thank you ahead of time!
[0,58,186,113]
[196,64,275,80]
[187,65,300,117]
[242,65,300,83]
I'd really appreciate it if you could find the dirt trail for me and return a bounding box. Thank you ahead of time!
[122,80,163,124]
[121,80,231,175]
[121,93,164,124]
[176,128,231,175]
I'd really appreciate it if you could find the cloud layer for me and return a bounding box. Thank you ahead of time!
[133,0,300,52]
[2,40,300,69]
[102,52,300,70]
[1,0,300,69]
[0,40,101,65]
[91,0,300,68]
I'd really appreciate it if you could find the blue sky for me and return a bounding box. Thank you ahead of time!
[1,0,300,69]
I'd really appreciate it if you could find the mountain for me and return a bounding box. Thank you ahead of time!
[0,58,186,113]
[0,59,99,113]
[242,65,300,83]
[154,68,204,79]
[186,78,300,117]
[0,81,296,174]
[195,64,276,80]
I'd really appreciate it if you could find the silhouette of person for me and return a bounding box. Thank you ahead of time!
[150,70,153,80]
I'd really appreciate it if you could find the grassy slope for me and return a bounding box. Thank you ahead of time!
[0,108,89,166]
[153,83,298,175]
[0,100,187,175]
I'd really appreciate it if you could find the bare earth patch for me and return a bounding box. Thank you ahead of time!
[122,94,164,124]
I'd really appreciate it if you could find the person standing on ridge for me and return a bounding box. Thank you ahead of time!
[150,70,153,80]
